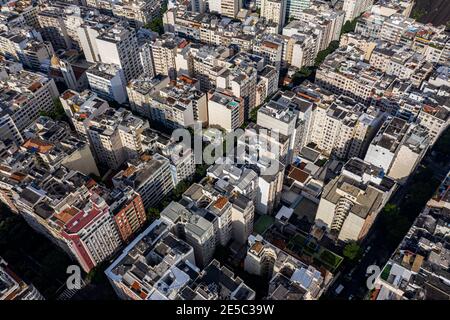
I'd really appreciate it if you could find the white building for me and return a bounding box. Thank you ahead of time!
[160,201,216,267]
[365,117,430,184]
[343,0,374,22]
[95,23,143,82]
[86,63,128,104]
[161,142,195,186]
[113,153,174,209]
[315,158,396,241]
[0,63,59,132]
[207,89,244,131]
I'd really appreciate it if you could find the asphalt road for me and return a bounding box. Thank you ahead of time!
[324,149,450,300]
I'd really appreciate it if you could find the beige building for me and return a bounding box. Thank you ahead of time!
[342,0,373,22]
[309,97,384,160]
[260,0,286,34]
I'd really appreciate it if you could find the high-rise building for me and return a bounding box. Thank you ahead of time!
[95,23,143,82]
[86,63,128,104]
[244,235,327,300]
[78,15,120,64]
[112,153,174,209]
[208,0,241,18]
[364,117,430,184]
[285,0,311,21]
[37,8,71,50]
[111,0,162,29]
[85,108,147,170]
[59,190,123,272]
[342,0,374,22]
[160,201,216,267]
[0,61,59,132]
[0,257,44,300]
[315,157,396,241]
[207,89,245,131]
[260,0,286,34]
[309,96,384,160]
[147,34,186,78]
[105,187,147,243]
[0,114,24,145]
[105,220,198,300]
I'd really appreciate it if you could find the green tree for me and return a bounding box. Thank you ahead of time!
[40,98,68,122]
[341,19,357,35]
[343,241,362,261]
[146,207,160,220]
[86,262,108,284]
[315,41,340,66]
[379,204,410,245]
[292,66,315,86]
[194,163,208,182]
[411,8,426,21]
[172,180,190,200]
[144,2,168,35]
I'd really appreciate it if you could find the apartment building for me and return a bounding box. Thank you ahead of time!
[127,75,170,118]
[252,37,284,72]
[160,201,216,268]
[19,116,100,176]
[179,259,256,300]
[111,0,162,29]
[86,108,147,169]
[95,23,143,82]
[161,141,196,186]
[146,33,187,78]
[59,89,110,139]
[147,75,206,129]
[342,0,373,22]
[208,0,241,18]
[181,44,232,92]
[260,0,286,34]
[86,63,128,104]
[0,114,23,145]
[206,162,257,243]
[217,62,258,114]
[0,0,39,29]
[60,188,123,272]
[285,0,312,20]
[10,170,122,272]
[256,65,279,106]
[0,258,44,300]
[309,96,384,160]
[78,14,120,64]
[105,218,256,300]
[257,99,298,162]
[245,234,328,300]
[315,157,396,241]
[37,7,71,50]
[315,45,383,104]
[112,153,174,209]
[105,220,197,300]
[105,187,147,243]
[373,175,450,300]
[207,89,244,131]
[417,105,449,145]
[0,61,59,132]
[364,117,430,183]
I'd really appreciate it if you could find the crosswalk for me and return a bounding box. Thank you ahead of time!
[56,279,86,301]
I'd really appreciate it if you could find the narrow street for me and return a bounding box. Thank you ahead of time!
[325,135,450,300]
